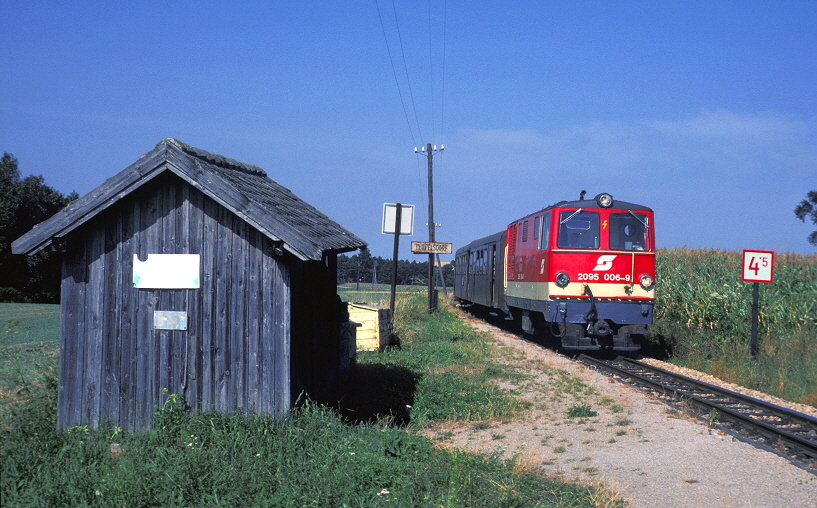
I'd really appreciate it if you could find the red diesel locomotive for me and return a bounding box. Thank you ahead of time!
[454,192,655,351]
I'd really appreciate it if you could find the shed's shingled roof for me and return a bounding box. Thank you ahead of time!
[12,139,366,261]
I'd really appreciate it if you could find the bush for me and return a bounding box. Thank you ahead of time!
[0,287,27,303]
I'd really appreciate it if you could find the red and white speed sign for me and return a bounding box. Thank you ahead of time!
[741,250,775,283]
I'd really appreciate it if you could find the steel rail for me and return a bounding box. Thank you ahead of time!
[578,355,817,461]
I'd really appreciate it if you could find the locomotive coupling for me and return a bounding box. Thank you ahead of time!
[592,319,611,337]
[582,285,611,337]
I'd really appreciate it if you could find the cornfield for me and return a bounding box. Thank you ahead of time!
[655,249,817,335]
[652,248,817,406]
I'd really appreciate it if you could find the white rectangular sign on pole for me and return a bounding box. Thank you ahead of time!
[741,250,775,283]
[382,203,414,235]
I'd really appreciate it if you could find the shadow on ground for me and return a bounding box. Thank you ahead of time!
[319,363,421,427]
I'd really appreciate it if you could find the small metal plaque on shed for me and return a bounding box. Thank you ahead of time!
[154,311,188,331]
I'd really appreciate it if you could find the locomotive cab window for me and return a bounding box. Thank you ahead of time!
[557,212,600,249]
[538,212,551,250]
[609,213,650,251]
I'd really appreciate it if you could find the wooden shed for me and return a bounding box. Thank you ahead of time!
[12,139,366,432]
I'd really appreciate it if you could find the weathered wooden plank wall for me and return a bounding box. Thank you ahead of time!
[57,173,299,432]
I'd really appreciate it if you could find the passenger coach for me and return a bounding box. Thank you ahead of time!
[455,192,655,351]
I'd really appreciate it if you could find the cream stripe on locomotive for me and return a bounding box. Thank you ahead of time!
[507,281,654,300]
[548,281,654,299]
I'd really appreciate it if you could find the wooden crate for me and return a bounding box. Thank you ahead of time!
[347,303,392,351]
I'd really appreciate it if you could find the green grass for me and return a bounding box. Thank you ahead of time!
[0,303,61,344]
[0,303,60,415]
[1,298,608,507]
[337,282,437,301]
[566,404,598,419]
[329,293,532,424]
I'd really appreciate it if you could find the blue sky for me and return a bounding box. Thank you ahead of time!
[2,1,815,260]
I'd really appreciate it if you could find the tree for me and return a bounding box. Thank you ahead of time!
[794,190,817,246]
[0,152,75,302]
[357,246,374,282]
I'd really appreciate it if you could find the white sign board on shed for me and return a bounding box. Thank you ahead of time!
[133,254,201,289]
[382,203,415,235]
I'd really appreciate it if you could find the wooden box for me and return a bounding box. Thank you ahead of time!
[347,303,392,351]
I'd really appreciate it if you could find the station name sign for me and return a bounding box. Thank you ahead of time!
[411,242,452,254]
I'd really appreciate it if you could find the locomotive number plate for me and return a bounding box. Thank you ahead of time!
[577,273,632,282]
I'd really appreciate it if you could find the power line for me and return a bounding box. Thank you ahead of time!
[375,0,448,149]
[374,0,417,146]
[389,0,424,143]
[440,0,447,148]
[428,0,435,143]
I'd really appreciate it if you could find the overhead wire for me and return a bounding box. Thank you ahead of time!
[428,0,435,144]
[376,0,449,224]
[389,0,424,143]
[374,0,417,147]
[440,0,447,150]
[375,0,447,150]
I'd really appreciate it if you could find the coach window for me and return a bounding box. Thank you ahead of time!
[609,213,650,251]
[557,211,600,249]
[538,212,551,250]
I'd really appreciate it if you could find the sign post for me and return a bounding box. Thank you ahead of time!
[741,250,775,357]
[383,203,414,321]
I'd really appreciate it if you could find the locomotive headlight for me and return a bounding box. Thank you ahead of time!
[639,274,654,290]
[595,193,613,208]
[555,271,570,288]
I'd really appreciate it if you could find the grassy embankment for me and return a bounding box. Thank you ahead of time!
[651,249,817,406]
[0,296,612,507]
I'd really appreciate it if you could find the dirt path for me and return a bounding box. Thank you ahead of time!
[422,317,817,507]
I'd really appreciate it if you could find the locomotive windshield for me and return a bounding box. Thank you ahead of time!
[609,212,650,251]
[557,212,600,249]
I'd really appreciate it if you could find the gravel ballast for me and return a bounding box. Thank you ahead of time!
[423,317,817,507]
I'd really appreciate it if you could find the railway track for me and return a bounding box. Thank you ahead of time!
[578,355,817,467]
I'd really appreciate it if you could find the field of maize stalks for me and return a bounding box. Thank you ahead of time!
[655,249,816,334]
[652,249,817,406]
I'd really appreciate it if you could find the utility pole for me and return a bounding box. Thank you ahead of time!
[415,143,444,313]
